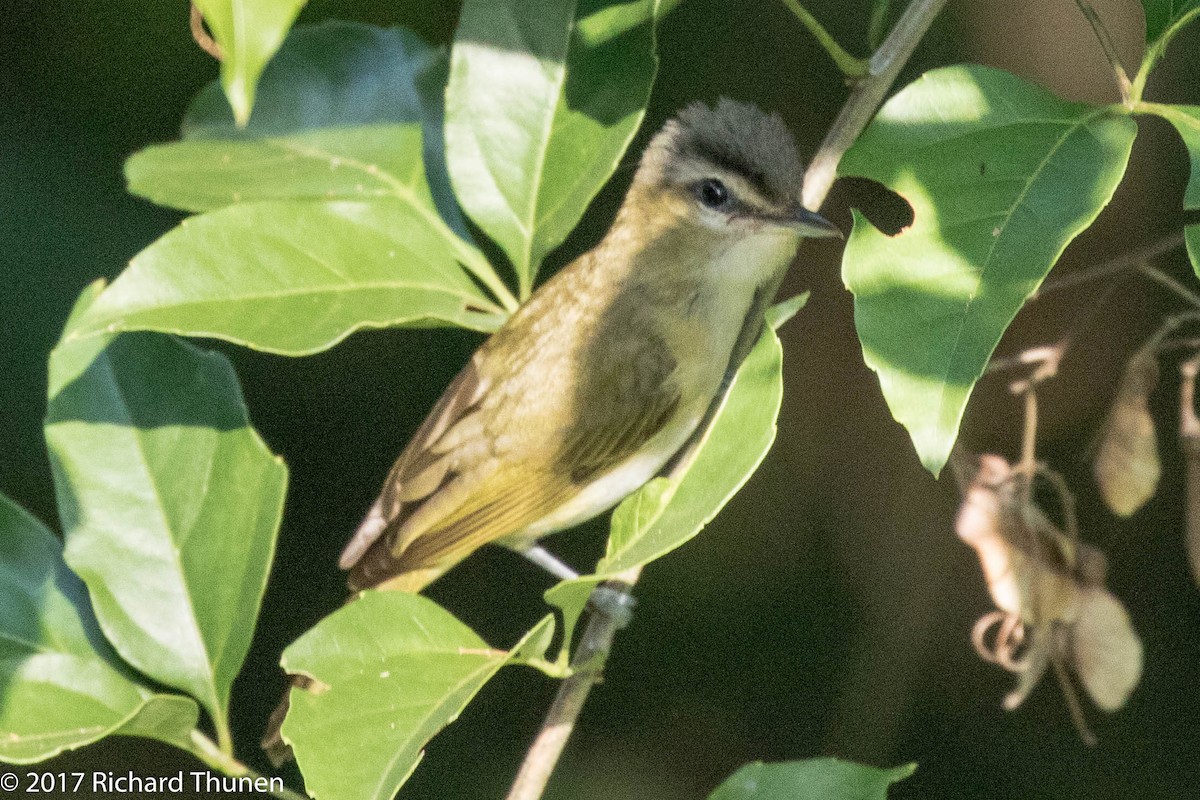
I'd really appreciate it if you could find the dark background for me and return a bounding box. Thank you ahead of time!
[3,0,1199,798]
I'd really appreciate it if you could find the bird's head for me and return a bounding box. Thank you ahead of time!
[635,98,841,242]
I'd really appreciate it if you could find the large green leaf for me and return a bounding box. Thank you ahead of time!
[63,200,505,356]
[1142,0,1200,43]
[546,297,803,646]
[179,22,473,243]
[445,0,658,295]
[0,491,198,763]
[839,65,1136,475]
[94,24,510,354]
[192,0,308,126]
[708,759,915,800]
[281,593,553,800]
[1144,104,1200,209]
[45,289,287,743]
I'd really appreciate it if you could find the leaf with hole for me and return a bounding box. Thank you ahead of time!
[839,65,1135,476]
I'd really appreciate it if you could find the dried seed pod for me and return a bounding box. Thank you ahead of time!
[1094,347,1161,516]
[1071,588,1142,711]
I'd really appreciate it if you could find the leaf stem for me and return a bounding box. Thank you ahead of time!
[1130,8,1200,103]
[187,730,309,800]
[779,0,869,78]
[1071,0,1131,105]
[505,567,641,800]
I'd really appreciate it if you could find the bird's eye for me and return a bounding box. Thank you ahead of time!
[696,179,730,209]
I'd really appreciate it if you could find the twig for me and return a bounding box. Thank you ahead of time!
[189,4,223,61]
[1032,232,1185,297]
[801,0,949,210]
[1072,0,1132,104]
[1138,263,1200,310]
[504,568,640,800]
[780,0,869,79]
[505,2,949,798]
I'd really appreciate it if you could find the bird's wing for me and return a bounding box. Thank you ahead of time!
[342,349,681,591]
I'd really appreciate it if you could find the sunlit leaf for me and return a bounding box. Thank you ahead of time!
[45,292,287,740]
[64,200,505,356]
[839,65,1135,475]
[546,297,803,644]
[708,759,915,800]
[149,22,473,241]
[192,0,308,126]
[107,24,511,354]
[0,490,198,764]
[445,0,658,294]
[281,593,553,800]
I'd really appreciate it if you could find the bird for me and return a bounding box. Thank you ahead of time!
[338,97,841,594]
[262,98,839,765]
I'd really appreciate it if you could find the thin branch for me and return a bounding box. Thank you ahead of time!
[780,0,869,78]
[802,0,949,210]
[1138,263,1200,310]
[506,2,949,798]
[1072,0,1132,104]
[189,4,223,61]
[505,567,640,800]
[1032,232,1185,298]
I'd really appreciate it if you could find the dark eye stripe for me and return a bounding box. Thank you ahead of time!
[684,138,774,202]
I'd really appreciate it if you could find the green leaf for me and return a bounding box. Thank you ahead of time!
[153,22,473,233]
[445,0,659,295]
[839,65,1136,476]
[547,298,800,644]
[0,491,198,763]
[708,759,915,800]
[192,0,308,126]
[183,22,439,138]
[281,594,553,800]
[64,200,505,356]
[44,315,287,744]
[1143,104,1200,210]
[1142,0,1200,43]
[105,24,512,353]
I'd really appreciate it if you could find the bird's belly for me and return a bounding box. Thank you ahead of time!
[503,409,704,546]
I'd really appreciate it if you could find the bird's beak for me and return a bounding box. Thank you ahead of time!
[786,204,843,239]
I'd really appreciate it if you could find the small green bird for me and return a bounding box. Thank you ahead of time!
[339,98,840,593]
